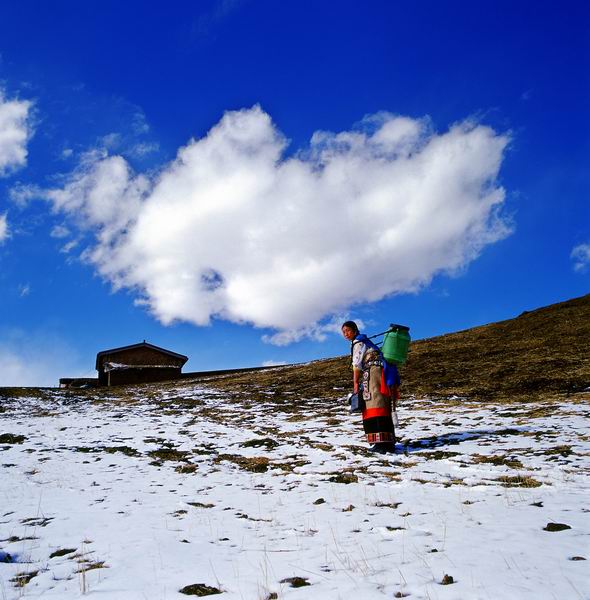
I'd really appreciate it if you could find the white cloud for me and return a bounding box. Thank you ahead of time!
[0,349,51,386]
[571,243,590,272]
[193,0,244,41]
[261,315,358,346]
[99,132,123,150]
[131,110,150,135]
[60,239,79,254]
[43,149,150,247]
[9,182,42,206]
[0,89,33,176]
[0,212,8,243]
[128,141,159,158]
[39,106,511,343]
[50,224,71,238]
[18,283,30,297]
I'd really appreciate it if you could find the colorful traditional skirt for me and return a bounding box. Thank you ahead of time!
[361,351,396,444]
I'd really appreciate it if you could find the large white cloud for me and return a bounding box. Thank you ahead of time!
[0,89,33,176]
[38,106,511,342]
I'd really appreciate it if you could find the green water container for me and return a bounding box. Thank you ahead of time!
[381,324,411,364]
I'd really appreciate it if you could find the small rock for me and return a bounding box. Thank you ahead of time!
[570,556,586,561]
[441,574,454,585]
[543,522,571,532]
[313,498,325,505]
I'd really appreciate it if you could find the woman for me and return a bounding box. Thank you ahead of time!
[342,320,397,454]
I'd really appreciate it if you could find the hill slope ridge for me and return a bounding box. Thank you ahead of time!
[207,294,590,403]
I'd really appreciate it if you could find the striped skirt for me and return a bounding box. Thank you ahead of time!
[361,353,396,444]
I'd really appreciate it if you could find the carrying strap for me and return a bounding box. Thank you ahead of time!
[353,334,400,387]
[353,333,381,355]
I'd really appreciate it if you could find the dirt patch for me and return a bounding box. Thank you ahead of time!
[104,446,141,457]
[241,438,279,450]
[471,454,524,468]
[215,454,270,473]
[77,561,108,573]
[538,445,573,457]
[280,576,310,588]
[11,570,40,587]
[0,433,26,444]
[327,472,358,484]
[49,548,77,559]
[175,464,198,474]
[147,448,191,462]
[495,475,543,488]
[543,522,571,532]
[417,450,461,460]
[179,583,222,596]
[21,517,53,527]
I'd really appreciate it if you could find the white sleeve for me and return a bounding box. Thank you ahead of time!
[352,341,366,369]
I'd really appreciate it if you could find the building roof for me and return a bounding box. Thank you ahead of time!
[95,341,189,370]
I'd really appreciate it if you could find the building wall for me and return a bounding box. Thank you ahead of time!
[97,347,186,386]
[99,347,185,369]
[107,367,181,386]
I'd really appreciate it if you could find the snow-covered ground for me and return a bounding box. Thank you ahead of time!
[0,382,588,600]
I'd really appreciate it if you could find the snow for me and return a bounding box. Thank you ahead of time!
[103,362,178,371]
[0,384,588,599]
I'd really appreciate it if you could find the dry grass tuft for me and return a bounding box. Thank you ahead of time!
[179,583,222,596]
[471,454,524,468]
[214,454,270,473]
[496,475,543,488]
[49,547,77,559]
[0,433,26,444]
[147,447,190,462]
[11,570,39,587]
[327,472,358,484]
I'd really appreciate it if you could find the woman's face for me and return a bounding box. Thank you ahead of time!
[342,325,356,341]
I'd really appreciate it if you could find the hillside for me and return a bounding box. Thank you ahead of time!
[0,297,588,599]
[205,294,590,404]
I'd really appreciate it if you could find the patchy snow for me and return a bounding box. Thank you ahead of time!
[0,384,588,599]
[103,362,179,371]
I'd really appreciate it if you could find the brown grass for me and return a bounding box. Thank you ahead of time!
[188,294,590,405]
[495,475,543,488]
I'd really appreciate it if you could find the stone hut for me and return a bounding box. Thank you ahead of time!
[96,341,188,386]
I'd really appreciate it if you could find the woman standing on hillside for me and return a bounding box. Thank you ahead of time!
[342,320,397,454]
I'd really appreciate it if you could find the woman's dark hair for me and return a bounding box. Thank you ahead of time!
[341,320,359,335]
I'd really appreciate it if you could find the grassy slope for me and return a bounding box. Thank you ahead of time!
[1,294,588,405]
[400,293,590,402]
[206,294,590,404]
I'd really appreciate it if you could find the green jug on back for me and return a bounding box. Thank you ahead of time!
[381,324,411,365]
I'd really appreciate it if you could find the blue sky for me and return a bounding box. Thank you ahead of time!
[0,0,588,386]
